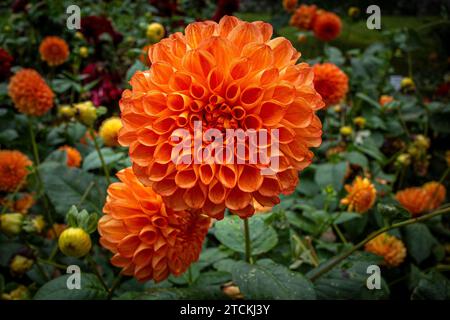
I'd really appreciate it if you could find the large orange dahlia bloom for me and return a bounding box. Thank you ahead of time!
[312,12,342,42]
[340,176,377,213]
[395,187,431,217]
[8,69,54,116]
[119,16,324,219]
[313,63,348,106]
[39,36,70,66]
[98,168,210,282]
[289,4,317,30]
[0,150,32,192]
[365,233,406,267]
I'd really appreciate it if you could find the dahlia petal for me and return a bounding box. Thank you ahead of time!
[225,187,252,210]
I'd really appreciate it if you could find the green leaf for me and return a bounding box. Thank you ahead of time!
[411,270,450,300]
[82,148,124,171]
[214,215,278,255]
[126,60,147,82]
[232,259,316,300]
[0,129,18,143]
[312,252,389,300]
[195,271,231,287]
[197,247,231,271]
[33,274,108,300]
[377,203,411,224]
[355,141,386,163]
[118,286,225,300]
[404,223,437,264]
[314,162,347,191]
[344,151,369,168]
[332,212,362,224]
[40,162,108,217]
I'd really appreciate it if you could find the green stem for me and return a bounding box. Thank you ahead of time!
[332,224,347,244]
[307,206,450,282]
[28,117,56,234]
[243,218,253,264]
[89,127,111,185]
[86,254,109,292]
[37,258,67,270]
[77,181,95,207]
[107,274,123,300]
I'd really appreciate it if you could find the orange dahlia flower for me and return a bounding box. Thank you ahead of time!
[139,44,152,67]
[379,95,394,107]
[365,233,406,267]
[0,193,35,214]
[340,176,377,213]
[283,0,298,13]
[312,12,342,42]
[290,4,317,30]
[395,187,431,217]
[8,69,54,116]
[119,16,324,219]
[58,145,82,168]
[39,36,70,66]
[313,63,348,106]
[423,181,446,210]
[98,167,210,282]
[0,150,32,192]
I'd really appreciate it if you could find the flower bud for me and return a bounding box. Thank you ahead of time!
[222,283,243,299]
[74,101,97,126]
[58,105,76,120]
[23,215,46,234]
[1,285,29,300]
[58,227,92,258]
[10,255,34,275]
[353,116,366,128]
[395,153,411,167]
[348,7,360,18]
[0,213,23,236]
[74,32,84,40]
[401,77,415,92]
[414,134,430,150]
[340,126,353,136]
[79,46,89,58]
[146,22,165,42]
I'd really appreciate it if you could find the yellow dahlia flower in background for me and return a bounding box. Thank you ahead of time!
[98,167,210,282]
[146,22,165,42]
[119,15,324,219]
[39,36,70,66]
[0,150,32,192]
[8,69,54,116]
[58,145,82,168]
[99,117,123,147]
[341,176,377,213]
[365,233,406,267]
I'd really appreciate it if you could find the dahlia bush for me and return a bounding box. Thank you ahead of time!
[0,0,449,302]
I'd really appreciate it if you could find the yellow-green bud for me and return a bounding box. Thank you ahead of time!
[58,227,92,258]
[340,126,353,136]
[0,213,23,236]
[10,255,34,275]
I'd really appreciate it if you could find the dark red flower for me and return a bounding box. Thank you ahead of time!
[212,0,240,22]
[0,48,13,80]
[80,16,123,45]
[82,63,122,106]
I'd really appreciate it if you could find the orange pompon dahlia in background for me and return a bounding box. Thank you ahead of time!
[313,63,348,106]
[422,181,446,210]
[0,193,35,214]
[289,4,317,30]
[39,36,70,66]
[365,233,406,267]
[58,145,82,168]
[395,187,431,217]
[118,15,324,219]
[283,0,298,13]
[340,176,377,213]
[379,95,394,107]
[312,11,342,42]
[8,69,54,116]
[0,150,32,192]
[98,167,210,282]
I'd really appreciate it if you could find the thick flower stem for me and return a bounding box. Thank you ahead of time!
[307,206,450,282]
[89,127,111,185]
[243,218,253,264]
[28,117,56,233]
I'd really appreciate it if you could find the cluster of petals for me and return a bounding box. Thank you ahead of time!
[365,233,406,267]
[340,176,377,213]
[0,150,32,192]
[8,69,54,116]
[58,145,82,168]
[313,63,348,106]
[39,36,70,66]
[289,4,317,30]
[396,181,446,217]
[98,168,210,282]
[118,15,324,219]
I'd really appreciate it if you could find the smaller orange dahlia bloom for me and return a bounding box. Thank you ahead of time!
[379,95,394,107]
[58,146,82,168]
[8,69,54,116]
[365,233,406,267]
[423,181,446,210]
[98,167,210,282]
[313,63,349,106]
[290,4,317,30]
[0,193,35,214]
[39,36,70,66]
[283,0,298,13]
[312,11,342,42]
[0,150,32,192]
[395,187,431,217]
[341,176,377,213]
